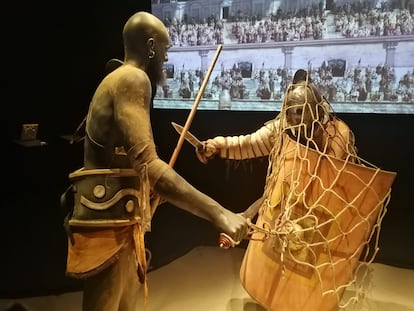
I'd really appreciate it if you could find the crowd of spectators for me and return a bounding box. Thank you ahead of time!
[152,1,413,105]
[230,5,326,43]
[333,1,414,37]
[160,0,413,46]
[163,14,224,46]
[156,63,413,104]
[310,63,413,103]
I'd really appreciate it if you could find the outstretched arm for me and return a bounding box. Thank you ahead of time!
[196,117,280,163]
[115,67,248,242]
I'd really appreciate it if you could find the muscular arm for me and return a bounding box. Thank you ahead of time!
[113,66,246,241]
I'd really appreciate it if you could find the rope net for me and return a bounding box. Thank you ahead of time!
[242,76,396,310]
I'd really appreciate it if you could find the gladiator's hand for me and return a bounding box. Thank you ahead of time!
[217,210,248,248]
[195,139,219,164]
[219,233,240,249]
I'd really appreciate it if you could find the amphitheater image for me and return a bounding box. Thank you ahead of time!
[151,0,414,114]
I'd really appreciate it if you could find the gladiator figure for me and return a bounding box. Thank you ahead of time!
[198,70,356,158]
[195,70,395,310]
[63,12,247,311]
[197,70,358,212]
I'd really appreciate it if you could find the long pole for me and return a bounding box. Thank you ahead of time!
[168,44,222,167]
[150,44,223,213]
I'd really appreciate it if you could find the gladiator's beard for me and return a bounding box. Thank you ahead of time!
[147,60,165,88]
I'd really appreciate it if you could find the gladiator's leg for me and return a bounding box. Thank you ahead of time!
[82,240,141,311]
[119,242,142,311]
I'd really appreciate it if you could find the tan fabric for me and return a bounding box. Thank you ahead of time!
[240,136,396,311]
[133,223,148,309]
[67,226,132,276]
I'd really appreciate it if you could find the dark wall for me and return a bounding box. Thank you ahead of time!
[1,0,413,298]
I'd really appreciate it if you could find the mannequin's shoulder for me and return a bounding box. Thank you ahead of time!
[108,65,150,86]
[329,116,353,137]
[331,116,350,128]
[264,113,282,128]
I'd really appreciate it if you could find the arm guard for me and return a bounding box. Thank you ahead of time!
[212,118,280,160]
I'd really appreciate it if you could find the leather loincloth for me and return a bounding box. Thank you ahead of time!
[66,226,133,278]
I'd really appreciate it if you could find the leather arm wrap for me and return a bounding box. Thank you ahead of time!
[127,140,168,187]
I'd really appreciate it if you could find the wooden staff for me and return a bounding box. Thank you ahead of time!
[169,44,222,167]
[150,44,223,213]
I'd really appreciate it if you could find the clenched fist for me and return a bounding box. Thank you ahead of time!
[195,137,226,164]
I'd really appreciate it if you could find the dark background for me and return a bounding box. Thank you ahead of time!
[1,0,413,298]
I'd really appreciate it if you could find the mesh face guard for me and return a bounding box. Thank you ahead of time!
[281,79,329,146]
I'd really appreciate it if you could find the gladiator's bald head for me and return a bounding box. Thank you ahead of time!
[123,11,170,87]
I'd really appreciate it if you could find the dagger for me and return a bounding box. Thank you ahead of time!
[171,122,204,150]
[171,122,212,165]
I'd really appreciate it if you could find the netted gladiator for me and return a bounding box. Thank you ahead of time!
[197,70,397,311]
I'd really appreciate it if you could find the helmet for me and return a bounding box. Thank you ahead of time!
[283,81,324,126]
[282,70,329,144]
[283,80,325,127]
